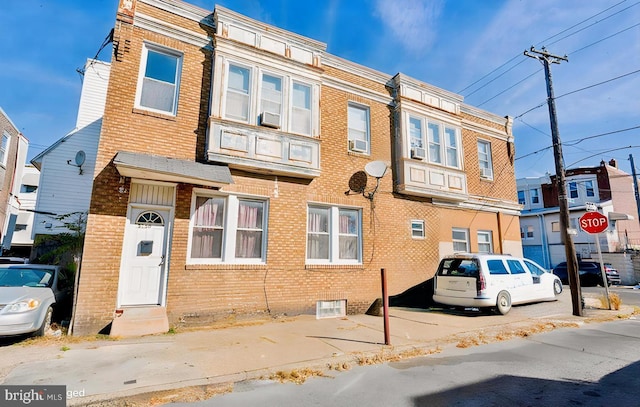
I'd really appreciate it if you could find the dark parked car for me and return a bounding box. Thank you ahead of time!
[552,261,620,287]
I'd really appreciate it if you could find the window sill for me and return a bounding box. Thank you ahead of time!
[185,263,267,270]
[132,107,177,121]
[305,264,363,271]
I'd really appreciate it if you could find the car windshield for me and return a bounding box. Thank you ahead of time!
[0,267,54,288]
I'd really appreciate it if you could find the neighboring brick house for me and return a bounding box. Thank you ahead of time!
[0,107,29,254]
[518,159,639,274]
[72,0,521,336]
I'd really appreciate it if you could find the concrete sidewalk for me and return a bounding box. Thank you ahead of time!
[0,291,636,406]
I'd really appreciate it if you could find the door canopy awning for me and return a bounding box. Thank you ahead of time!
[608,212,634,221]
[113,151,233,188]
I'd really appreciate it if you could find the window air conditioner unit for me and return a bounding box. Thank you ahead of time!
[349,139,368,153]
[411,147,426,160]
[480,167,493,179]
[260,111,280,129]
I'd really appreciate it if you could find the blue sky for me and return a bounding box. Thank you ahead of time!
[1,0,638,178]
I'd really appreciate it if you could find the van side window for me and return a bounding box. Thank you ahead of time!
[507,260,526,274]
[487,259,509,275]
[524,260,545,276]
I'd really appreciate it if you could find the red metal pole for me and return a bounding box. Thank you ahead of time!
[381,268,390,345]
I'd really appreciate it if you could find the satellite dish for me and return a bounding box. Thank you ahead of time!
[75,150,86,166]
[364,161,387,179]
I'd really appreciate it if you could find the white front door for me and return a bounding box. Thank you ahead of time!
[119,208,169,306]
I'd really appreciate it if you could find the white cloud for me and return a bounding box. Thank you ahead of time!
[374,0,444,52]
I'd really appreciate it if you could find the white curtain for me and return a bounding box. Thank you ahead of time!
[236,201,262,258]
[339,211,357,260]
[307,208,329,259]
[191,197,223,258]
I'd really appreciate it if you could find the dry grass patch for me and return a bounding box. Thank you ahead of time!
[80,384,233,407]
[457,321,580,348]
[266,368,326,384]
[597,292,622,310]
[355,346,441,365]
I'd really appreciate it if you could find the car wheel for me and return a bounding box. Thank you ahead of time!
[554,279,563,295]
[34,307,53,337]
[496,291,511,315]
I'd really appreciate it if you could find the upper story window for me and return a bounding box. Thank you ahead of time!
[530,188,540,204]
[408,115,460,167]
[521,225,534,239]
[136,43,182,115]
[477,140,493,180]
[517,190,525,205]
[568,182,578,199]
[223,61,317,137]
[348,103,370,154]
[188,191,268,264]
[307,205,361,264]
[21,185,38,193]
[584,180,595,197]
[0,132,9,166]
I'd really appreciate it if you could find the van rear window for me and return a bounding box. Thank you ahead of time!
[437,259,479,277]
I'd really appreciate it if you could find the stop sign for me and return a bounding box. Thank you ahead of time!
[579,211,609,234]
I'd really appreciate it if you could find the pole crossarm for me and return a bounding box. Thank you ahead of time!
[524,46,568,64]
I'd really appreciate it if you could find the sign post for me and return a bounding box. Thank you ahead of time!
[579,211,611,309]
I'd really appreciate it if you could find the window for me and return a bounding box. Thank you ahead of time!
[20,185,37,193]
[226,64,251,121]
[568,182,578,199]
[524,260,546,277]
[316,299,346,319]
[445,127,458,167]
[427,123,441,164]
[307,205,361,263]
[530,188,540,204]
[137,44,182,115]
[526,225,534,239]
[223,61,317,136]
[260,73,282,127]
[551,221,560,232]
[452,228,469,252]
[518,190,525,205]
[189,192,267,263]
[477,231,493,253]
[585,180,595,197]
[0,133,9,166]
[409,116,423,148]
[478,140,493,179]
[348,104,370,153]
[411,220,425,239]
[507,259,526,274]
[487,259,508,275]
[292,82,312,135]
[14,224,27,232]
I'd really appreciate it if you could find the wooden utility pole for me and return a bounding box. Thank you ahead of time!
[524,46,583,316]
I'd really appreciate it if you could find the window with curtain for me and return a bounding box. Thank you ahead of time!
[137,44,182,115]
[189,193,268,263]
[235,200,264,258]
[307,205,361,263]
[190,196,225,259]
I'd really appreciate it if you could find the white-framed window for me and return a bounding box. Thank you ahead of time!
[584,180,595,197]
[136,43,182,115]
[307,205,361,264]
[188,191,268,264]
[526,225,534,239]
[444,127,458,168]
[222,60,318,137]
[411,220,425,239]
[409,116,424,148]
[0,132,9,166]
[477,230,493,253]
[478,140,493,179]
[551,221,560,232]
[568,182,578,199]
[517,190,525,205]
[348,103,370,154]
[452,228,469,252]
[530,188,540,204]
[427,122,441,164]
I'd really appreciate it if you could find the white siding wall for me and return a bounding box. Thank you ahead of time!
[32,60,110,236]
[12,165,39,246]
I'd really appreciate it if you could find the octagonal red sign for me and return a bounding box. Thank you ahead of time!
[579,211,608,234]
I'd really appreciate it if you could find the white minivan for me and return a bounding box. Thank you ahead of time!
[432,253,563,315]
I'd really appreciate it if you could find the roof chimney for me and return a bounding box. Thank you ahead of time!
[609,159,617,168]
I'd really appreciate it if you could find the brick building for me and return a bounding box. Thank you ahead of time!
[72,0,521,336]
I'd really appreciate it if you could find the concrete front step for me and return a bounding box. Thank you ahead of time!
[110,306,169,337]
